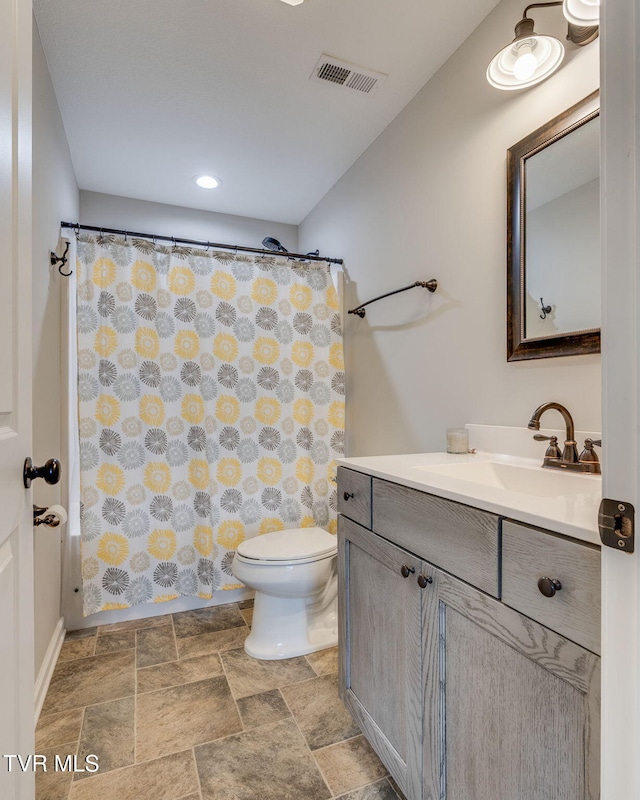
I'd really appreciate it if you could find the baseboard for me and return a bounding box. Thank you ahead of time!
[34,616,65,725]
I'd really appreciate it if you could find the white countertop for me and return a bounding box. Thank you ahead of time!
[337,450,602,546]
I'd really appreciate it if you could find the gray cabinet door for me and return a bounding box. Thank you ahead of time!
[338,515,423,800]
[423,569,601,800]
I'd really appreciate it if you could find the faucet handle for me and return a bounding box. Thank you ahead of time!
[533,434,562,460]
[580,438,602,465]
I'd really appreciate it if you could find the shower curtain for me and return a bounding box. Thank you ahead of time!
[74,234,344,614]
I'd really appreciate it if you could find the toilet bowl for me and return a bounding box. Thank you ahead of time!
[232,527,338,660]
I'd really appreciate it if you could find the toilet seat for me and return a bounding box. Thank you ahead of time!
[235,527,337,566]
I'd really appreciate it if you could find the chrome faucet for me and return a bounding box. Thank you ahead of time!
[527,402,601,474]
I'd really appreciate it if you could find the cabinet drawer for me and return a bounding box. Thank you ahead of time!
[502,520,601,654]
[337,467,372,529]
[372,479,500,597]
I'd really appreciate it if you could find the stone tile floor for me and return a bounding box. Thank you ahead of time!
[36,599,404,800]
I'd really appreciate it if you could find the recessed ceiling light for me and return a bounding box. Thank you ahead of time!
[195,175,221,189]
[280,0,304,5]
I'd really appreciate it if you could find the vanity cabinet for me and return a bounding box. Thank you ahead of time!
[372,477,500,597]
[501,519,601,655]
[425,567,600,800]
[337,468,372,529]
[337,467,601,800]
[338,514,423,799]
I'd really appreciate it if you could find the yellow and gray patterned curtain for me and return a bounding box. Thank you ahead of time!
[75,234,344,614]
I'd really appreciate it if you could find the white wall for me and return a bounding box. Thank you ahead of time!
[32,19,79,675]
[79,191,298,253]
[299,0,601,457]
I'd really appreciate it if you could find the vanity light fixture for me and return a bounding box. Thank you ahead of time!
[195,175,221,189]
[487,1,598,91]
[280,0,305,5]
[563,0,599,26]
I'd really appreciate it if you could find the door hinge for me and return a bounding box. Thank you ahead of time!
[598,498,635,553]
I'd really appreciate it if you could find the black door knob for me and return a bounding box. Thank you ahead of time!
[400,565,415,578]
[23,458,61,489]
[343,492,354,501]
[537,576,562,597]
[417,574,433,588]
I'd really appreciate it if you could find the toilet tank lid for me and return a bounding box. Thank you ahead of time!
[236,527,337,561]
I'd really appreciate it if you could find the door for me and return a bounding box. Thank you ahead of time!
[338,515,423,800]
[423,568,600,800]
[0,0,34,798]
[600,1,640,797]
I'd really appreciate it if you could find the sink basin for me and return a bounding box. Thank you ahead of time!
[414,460,601,499]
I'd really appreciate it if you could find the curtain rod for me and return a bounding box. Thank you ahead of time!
[60,222,344,265]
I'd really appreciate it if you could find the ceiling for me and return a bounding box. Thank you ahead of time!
[34,0,500,225]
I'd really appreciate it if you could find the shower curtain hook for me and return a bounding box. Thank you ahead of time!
[205,241,211,252]
[74,224,80,237]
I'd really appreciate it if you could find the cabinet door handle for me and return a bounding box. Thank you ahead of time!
[537,576,562,597]
[343,491,354,501]
[400,565,415,578]
[417,574,433,588]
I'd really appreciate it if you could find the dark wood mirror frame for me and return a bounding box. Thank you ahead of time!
[507,90,600,361]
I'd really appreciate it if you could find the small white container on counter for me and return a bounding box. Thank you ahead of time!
[446,427,469,454]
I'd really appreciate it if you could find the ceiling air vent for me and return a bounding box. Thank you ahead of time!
[310,55,387,96]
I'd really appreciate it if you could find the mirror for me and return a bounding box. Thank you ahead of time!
[507,91,600,361]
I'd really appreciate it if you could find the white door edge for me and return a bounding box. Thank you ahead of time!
[600,0,640,796]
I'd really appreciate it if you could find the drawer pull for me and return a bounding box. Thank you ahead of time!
[538,576,562,597]
[400,565,415,578]
[343,491,354,501]
[417,574,433,588]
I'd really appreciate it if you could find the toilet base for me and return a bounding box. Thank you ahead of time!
[243,590,338,661]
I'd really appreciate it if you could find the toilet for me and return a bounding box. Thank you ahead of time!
[231,527,338,660]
